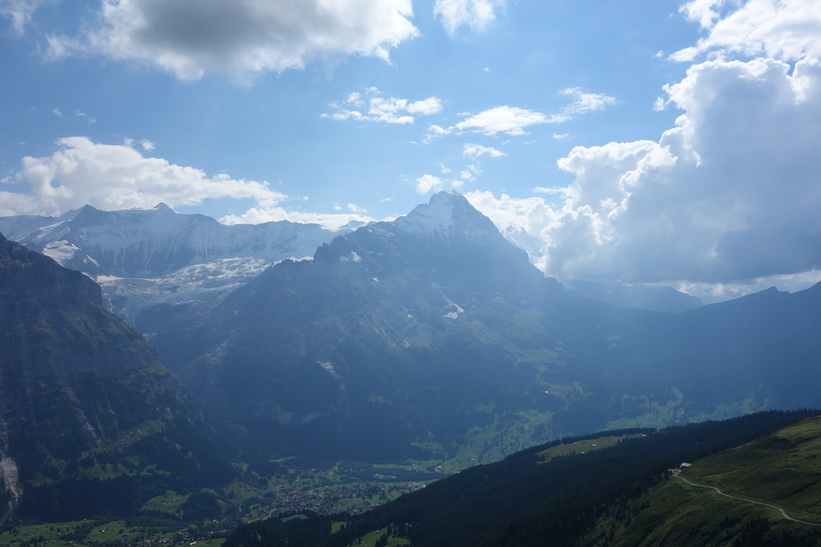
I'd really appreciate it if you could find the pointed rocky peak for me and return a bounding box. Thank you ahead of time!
[153,202,174,212]
[393,191,498,238]
[313,191,537,281]
[339,219,370,232]
[70,203,108,225]
[76,204,101,214]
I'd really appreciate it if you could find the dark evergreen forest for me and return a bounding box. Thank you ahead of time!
[224,409,819,546]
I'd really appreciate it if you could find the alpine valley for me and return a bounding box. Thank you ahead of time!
[1,192,820,542]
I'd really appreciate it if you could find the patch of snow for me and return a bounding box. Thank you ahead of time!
[318,361,342,380]
[0,456,21,507]
[99,257,272,324]
[42,240,79,262]
[203,342,229,365]
[440,293,464,313]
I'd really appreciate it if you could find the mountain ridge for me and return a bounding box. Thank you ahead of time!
[1,203,347,327]
[0,198,706,315]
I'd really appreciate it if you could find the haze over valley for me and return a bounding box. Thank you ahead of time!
[1,0,820,544]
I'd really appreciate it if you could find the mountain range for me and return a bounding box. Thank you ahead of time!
[1,191,820,529]
[142,192,821,462]
[0,203,348,330]
[0,200,699,327]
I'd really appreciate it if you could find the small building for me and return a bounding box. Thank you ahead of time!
[679,462,692,470]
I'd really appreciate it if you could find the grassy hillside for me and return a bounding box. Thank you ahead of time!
[583,416,821,546]
[223,410,820,547]
[684,416,821,521]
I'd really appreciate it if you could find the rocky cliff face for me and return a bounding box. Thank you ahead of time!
[0,232,231,522]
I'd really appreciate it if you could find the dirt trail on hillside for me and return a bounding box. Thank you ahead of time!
[673,471,821,528]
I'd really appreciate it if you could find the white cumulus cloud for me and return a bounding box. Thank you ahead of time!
[430,89,615,137]
[673,0,821,62]
[46,0,418,81]
[416,174,445,194]
[679,0,725,29]
[447,106,561,136]
[434,0,506,34]
[6,136,285,216]
[463,143,506,158]
[560,87,618,114]
[468,54,821,287]
[325,88,442,125]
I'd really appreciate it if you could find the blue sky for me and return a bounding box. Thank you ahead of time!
[2,0,821,300]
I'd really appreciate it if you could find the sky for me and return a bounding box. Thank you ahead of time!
[1,0,820,301]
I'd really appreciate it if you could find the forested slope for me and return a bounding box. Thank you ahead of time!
[225,410,819,546]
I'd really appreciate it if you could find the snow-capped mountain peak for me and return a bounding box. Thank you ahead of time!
[393,191,498,238]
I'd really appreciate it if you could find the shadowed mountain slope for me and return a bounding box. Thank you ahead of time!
[0,232,232,523]
[152,192,572,460]
[152,192,821,463]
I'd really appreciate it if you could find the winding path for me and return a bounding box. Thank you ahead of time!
[673,471,821,528]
